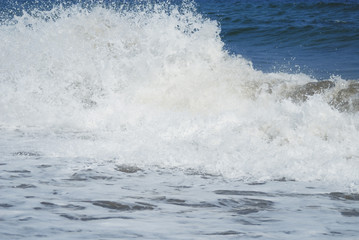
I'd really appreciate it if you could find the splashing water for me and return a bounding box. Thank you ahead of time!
[0,2,358,189]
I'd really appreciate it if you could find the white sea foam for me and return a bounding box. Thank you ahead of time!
[0,3,358,189]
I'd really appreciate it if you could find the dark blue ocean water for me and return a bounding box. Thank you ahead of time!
[1,0,358,80]
[197,0,359,80]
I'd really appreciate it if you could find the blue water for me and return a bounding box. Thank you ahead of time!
[1,0,358,79]
[197,0,359,80]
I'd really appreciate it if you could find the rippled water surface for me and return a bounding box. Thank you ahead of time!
[1,129,359,239]
[198,0,359,79]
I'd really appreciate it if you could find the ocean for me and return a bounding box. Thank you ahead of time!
[1,0,359,239]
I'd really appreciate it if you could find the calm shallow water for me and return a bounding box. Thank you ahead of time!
[1,1,359,239]
[1,129,359,239]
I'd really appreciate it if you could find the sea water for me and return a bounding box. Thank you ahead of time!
[1,0,359,239]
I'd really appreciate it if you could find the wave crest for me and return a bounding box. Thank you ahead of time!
[0,2,358,187]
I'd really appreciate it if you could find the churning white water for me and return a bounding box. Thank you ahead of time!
[0,3,359,239]
[2,4,357,185]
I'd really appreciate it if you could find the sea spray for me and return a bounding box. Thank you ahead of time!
[0,2,358,188]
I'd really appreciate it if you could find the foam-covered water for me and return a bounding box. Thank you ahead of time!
[1,2,358,184]
[1,1,359,239]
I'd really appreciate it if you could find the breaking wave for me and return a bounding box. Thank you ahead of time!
[0,2,358,188]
